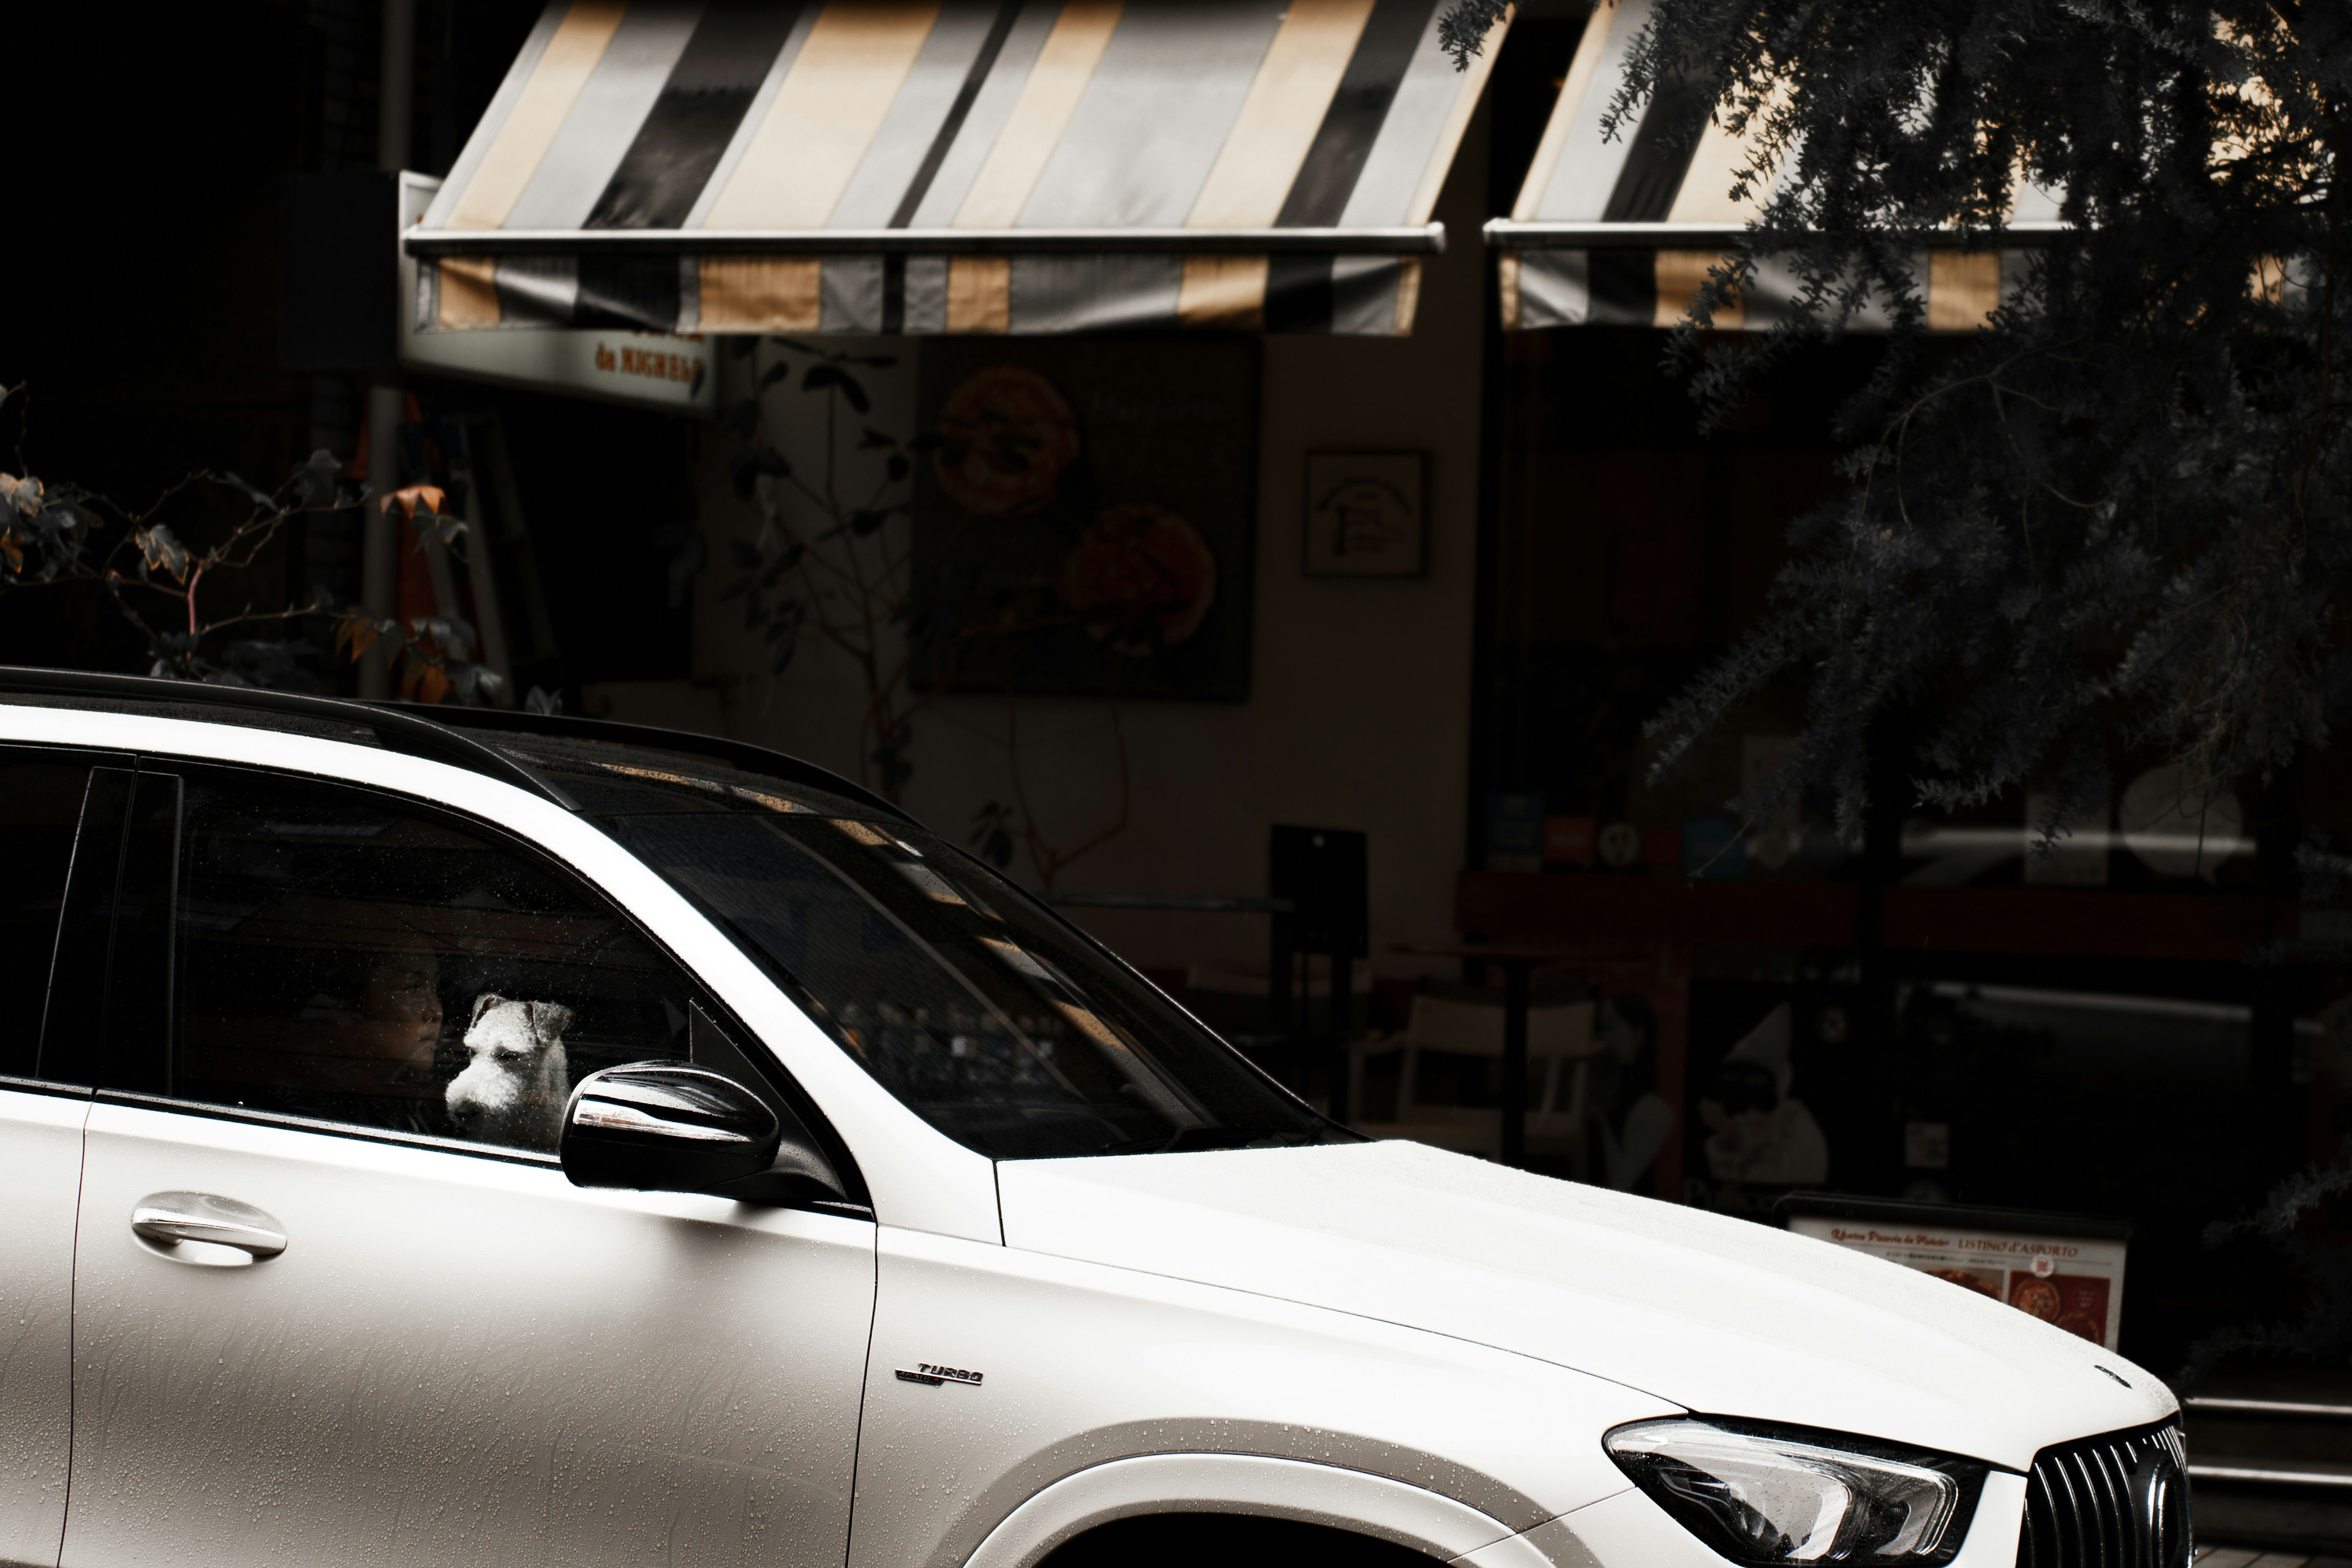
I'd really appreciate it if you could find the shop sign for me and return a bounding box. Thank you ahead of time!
[395,174,715,416]
[1781,1196,2130,1350]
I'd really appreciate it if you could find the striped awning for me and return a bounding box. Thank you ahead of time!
[412,0,1505,338]
[1488,0,2058,332]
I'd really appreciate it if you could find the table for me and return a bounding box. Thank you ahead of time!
[1390,942,1580,1167]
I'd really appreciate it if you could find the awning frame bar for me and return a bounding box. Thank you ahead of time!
[405,224,1448,258]
[1484,219,2072,250]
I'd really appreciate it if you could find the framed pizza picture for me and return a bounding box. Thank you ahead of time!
[910,337,1259,702]
[1303,451,1427,578]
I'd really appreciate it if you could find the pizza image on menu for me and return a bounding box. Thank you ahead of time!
[2056,1307,2103,1341]
[1061,504,1218,655]
[933,367,1082,518]
[2046,1275,2111,1344]
[1926,1267,2002,1300]
[2009,1275,2064,1322]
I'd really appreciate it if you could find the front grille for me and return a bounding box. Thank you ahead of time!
[2018,1422,2190,1568]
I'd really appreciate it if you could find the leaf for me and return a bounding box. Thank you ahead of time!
[28,499,87,534]
[334,611,392,663]
[222,470,276,509]
[721,574,753,601]
[410,510,468,551]
[381,483,448,522]
[858,426,896,450]
[731,447,793,500]
[970,802,1017,869]
[849,508,887,537]
[135,525,190,580]
[729,539,763,569]
[759,360,795,392]
[407,616,477,661]
[0,472,44,516]
[886,453,911,481]
[801,363,872,414]
[294,448,342,482]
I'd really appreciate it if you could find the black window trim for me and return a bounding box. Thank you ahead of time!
[98,1088,566,1167]
[0,1074,93,1101]
[79,750,873,1209]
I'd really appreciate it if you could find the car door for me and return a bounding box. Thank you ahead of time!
[0,745,112,1568]
[61,758,877,1568]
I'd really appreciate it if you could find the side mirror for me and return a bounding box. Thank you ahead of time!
[560,1063,783,1194]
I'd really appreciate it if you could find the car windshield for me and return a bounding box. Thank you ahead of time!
[497,735,1340,1161]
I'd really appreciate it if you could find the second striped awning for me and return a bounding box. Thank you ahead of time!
[1488,0,2057,333]
[412,0,1506,338]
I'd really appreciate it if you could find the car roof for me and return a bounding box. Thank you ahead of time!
[0,666,907,822]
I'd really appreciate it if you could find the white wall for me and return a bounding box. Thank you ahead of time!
[694,109,1493,979]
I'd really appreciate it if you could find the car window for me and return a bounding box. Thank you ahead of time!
[0,749,99,1079]
[162,767,702,1155]
[600,805,1336,1161]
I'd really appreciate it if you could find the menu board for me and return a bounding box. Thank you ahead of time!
[1781,1198,2130,1351]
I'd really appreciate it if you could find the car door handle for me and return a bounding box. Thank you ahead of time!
[130,1192,288,1260]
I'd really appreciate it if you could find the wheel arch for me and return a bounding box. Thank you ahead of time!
[958,1452,1540,1568]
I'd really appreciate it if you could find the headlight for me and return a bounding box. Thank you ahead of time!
[1605,1418,1992,1567]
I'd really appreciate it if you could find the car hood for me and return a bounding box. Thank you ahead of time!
[993,1139,2174,1470]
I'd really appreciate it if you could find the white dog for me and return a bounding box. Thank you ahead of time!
[445,995,575,1151]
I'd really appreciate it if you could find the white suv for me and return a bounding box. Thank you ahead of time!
[0,670,2185,1568]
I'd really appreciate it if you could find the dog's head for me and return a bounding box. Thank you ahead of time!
[446,994,576,1146]
[461,993,575,1058]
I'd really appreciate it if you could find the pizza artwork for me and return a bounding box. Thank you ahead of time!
[1060,505,1218,655]
[915,345,1253,698]
[932,368,1082,518]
